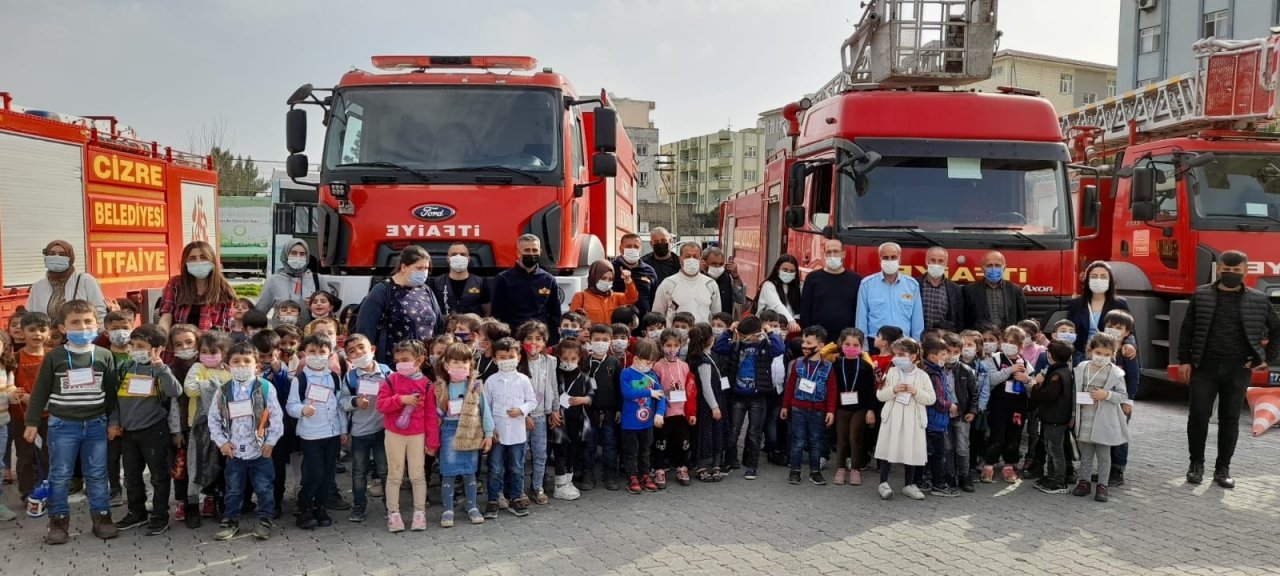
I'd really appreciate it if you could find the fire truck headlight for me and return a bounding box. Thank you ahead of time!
[330,182,349,199]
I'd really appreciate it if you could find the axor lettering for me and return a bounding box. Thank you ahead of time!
[386,224,483,238]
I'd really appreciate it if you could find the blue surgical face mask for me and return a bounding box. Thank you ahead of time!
[1056,332,1077,344]
[66,329,97,347]
[408,270,429,286]
[984,266,1005,282]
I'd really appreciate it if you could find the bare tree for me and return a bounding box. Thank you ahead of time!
[186,116,234,155]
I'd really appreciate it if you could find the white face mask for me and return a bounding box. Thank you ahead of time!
[277,315,299,325]
[824,256,843,270]
[496,358,519,373]
[286,256,308,271]
[961,347,976,361]
[881,259,900,276]
[712,327,726,337]
[982,342,998,355]
[891,356,914,373]
[633,361,653,373]
[1091,354,1112,367]
[647,329,662,340]
[927,264,946,279]
[129,350,152,364]
[44,255,70,273]
[588,341,609,357]
[186,261,214,279]
[559,361,578,372]
[350,353,373,369]
[109,329,132,347]
[230,366,257,383]
[706,266,725,279]
[595,279,613,293]
[682,258,701,276]
[1104,327,1123,340]
[778,271,797,284]
[305,354,329,371]
[610,339,629,354]
[622,248,641,264]
[1088,278,1109,295]
[174,348,198,361]
[1000,343,1019,357]
[448,254,469,273]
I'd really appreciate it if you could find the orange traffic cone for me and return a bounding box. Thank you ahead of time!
[1246,386,1280,437]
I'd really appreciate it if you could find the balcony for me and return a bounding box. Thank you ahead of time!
[707,155,732,168]
[710,179,734,191]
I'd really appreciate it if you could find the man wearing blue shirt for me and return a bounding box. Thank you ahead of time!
[856,242,924,344]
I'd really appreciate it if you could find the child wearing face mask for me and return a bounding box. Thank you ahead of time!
[1102,310,1140,487]
[651,330,696,488]
[285,335,350,531]
[780,326,837,486]
[689,323,728,482]
[982,325,1033,484]
[433,343,494,528]
[251,330,295,523]
[1016,319,1047,480]
[517,321,556,505]
[551,340,594,499]
[377,340,439,532]
[959,329,990,477]
[1071,333,1130,503]
[641,312,667,342]
[272,300,303,329]
[342,334,390,523]
[619,338,667,494]
[474,320,511,382]
[584,324,621,490]
[671,312,695,359]
[874,338,935,501]
[483,338,537,518]
[609,323,634,367]
[183,330,233,527]
[832,328,878,486]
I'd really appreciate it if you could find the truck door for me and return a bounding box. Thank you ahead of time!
[1117,155,1189,290]
[792,160,834,272]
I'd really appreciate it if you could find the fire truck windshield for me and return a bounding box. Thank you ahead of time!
[837,139,1071,247]
[1190,153,1280,231]
[322,86,561,182]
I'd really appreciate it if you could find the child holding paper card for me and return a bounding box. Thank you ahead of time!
[286,334,349,530]
[342,334,390,523]
[873,337,934,501]
[1071,333,1130,503]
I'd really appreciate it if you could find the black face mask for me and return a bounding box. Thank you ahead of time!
[652,243,669,257]
[520,254,540,269]
[1219,271,1244,289]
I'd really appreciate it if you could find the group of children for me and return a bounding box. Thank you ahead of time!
[0,294,1141,545]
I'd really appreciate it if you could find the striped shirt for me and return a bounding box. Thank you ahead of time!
[26,345,120,424]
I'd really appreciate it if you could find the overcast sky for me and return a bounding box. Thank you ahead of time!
[0,0,1120,165]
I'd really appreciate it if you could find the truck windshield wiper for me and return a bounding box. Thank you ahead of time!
[436,165,542,183]
[952,226,1047,250]
[334,161,433,182]
[1203,212,1280,227]
[845,225,940,247]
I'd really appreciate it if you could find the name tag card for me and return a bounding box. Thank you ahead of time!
[798,378,817,394]
[357,381,380,397]
[127,376,155,396]
[719,377,730,391]
[1076,391,1095,405]
[840,391,859,406]
[1005,381,1019,394]
[559,392,571,409]
[228,400,253,419]
[895,392,912,406]
[66,368,96,391]
[307,385,332,403]
[448,398,464,416]
[668,389,687,404]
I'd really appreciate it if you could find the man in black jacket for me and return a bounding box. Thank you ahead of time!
[1178,250,1280,489]
[491,234,563,343]
[963,251,1027,330]
[921,246,965,331]
[429,242,491,317]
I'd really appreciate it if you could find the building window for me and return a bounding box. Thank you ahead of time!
[636,143,649,156]
[1140,26,1161,54]
[1204,9,1230,38]
[991,65,1004,78]
[745,147,757,158]
[1138,77,1158,87]
[1082,92,1098,104]
[744,171,757,181]
[1059,73,1074,94]
[1106,79,1116,97]
[638,172,650,188]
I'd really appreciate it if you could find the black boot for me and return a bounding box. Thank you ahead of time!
[1213,467,1235,489]
[1186,461,1205,485]
[184,503,201,529]
[604,470,621,491]
[313,506,333,527]
[295,508,317,530]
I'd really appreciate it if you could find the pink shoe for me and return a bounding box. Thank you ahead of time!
[387,512,405,533]
[1002,465,1018,483]
[676,467,691,486]
[849,469,863,486]
[833,468,847,485]
[654,469,667,489]
[981,465,995,483]
[410,510,427,531]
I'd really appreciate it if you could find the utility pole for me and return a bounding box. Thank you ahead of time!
[654,153,677,236]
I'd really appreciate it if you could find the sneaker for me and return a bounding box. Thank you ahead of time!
[46,516,70,545]
[788,470,802,485]
[930,485,960,498]
[605,474,621,491]
[387,512,405,533]
[1072,480,1092,497]
[145,515,170,536]
[348,507,367,523]
[409,510,426,530]
[1213,468,1235,489]
[744,468,758,481]
[497,495,510,510]
[439,510,454,528]
[115,511,149,531]
[902,484,926,500]
[711,467,726,482]
[1095,484,1109,502]
[109,489,124,508]
[959,475,975,493]
[0,504,15,522]
[253,518,273,540]
[696,468,714,483]
[627,475,642,495]
[654,469,667,490]
[91,511,119,540]
[296,509,317,530]
[849,469,863,486]
[1110,469,1126,487]
[468,508,484,524]
[314,507,333,527]
[368,479,384,498]
[1035,480,1069,494]
[1001,466,1017,483]
[877,482,894,500]
[1022,466,1042,480]
[918,480,933,492]
[980,465,994,483]
[174,502,186,522]
[201,495,217,518]
[676,467,691,486]
[484,502,500,519]
[820,456,829,470]
[215,518,239,540]
[833,468,847,485]
[184,503,201,529]
[809,471,827,486]
[1186,461,1205,484]
[326,493,352,510]
[641,474,658,492]
[532,490,549,505]
[509,502,530,517]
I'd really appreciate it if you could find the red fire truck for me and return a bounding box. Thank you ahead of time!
[0,92,219,324]
[282,55,636,307]
[721,0,1079,326]
[1061,34,1280,386]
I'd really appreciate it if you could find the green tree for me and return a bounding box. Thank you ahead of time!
[211,146,269,196]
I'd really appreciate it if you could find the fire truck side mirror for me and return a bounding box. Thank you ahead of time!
[1081,184,1100,229]
[286,109,308,154]
[1130,166,1156,221]
[287,154,310,179]
[591,152,617,178]
[786,206,806,230]
[787,163,808,207]
[593,108,617,153]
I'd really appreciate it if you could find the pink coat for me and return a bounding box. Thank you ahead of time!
[377,373,441,450]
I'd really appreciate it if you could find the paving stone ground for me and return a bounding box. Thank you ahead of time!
[2,388,1278,575]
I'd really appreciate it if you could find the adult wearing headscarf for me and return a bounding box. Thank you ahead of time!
[354,245,444,365]
[256,239,324,320]
[569,259,638,325]
[26,240,108,323]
